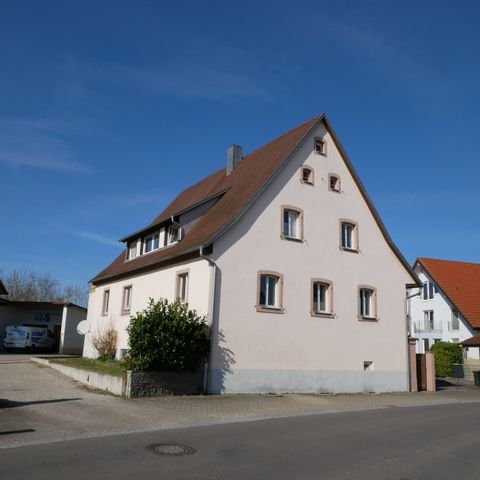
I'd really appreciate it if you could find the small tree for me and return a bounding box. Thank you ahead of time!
[126,298,209,371]
[91,325,118,360]
[430,341,463,377]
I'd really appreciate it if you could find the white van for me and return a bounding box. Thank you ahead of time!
[3,326,57,352]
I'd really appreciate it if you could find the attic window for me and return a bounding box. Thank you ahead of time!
[329,174,341,192]
[144,233,160,253]
[314,137,326,156]
[167,225,180,245]
[301,166,314,185]
[127,241,137,260]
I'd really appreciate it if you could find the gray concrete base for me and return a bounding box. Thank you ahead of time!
[208,368,409,394]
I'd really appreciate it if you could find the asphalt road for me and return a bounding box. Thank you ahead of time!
[1,402,480,480]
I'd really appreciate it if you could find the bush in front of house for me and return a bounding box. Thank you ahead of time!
[91,324,118,360]
[430,341,463,377]
[126,298,210,372]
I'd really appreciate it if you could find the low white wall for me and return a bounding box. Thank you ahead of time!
[32,357,126,396]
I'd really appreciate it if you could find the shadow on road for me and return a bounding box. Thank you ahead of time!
[0,429,36,436]
[0,398,82,409]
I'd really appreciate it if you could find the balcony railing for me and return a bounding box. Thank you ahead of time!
[413,320,443,333]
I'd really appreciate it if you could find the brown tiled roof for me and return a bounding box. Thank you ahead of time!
[92,114,419,286]
[461,333,480,347]
[417,258,480,329]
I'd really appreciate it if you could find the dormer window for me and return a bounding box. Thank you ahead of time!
[314,137,326,156]
[167,225,179,245]
[127,241,137,260]
[144,233,160,253]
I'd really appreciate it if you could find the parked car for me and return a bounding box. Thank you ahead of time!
[3,325,57,352]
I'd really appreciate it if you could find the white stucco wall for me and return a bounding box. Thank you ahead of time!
[60,305,87,354]
[83,257,211,359]
[208,122,414,394]
[409,266,478,359]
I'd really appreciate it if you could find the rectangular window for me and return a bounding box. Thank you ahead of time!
[314,137,326,155]
[341,221,357,251]
[329,174,340,192]
[282,207,303,241]
[424,310,434,330]
[102,289,110,316]
[128,241,138,260]
[167,225,179,245]
[122,286,132,314]
[144,233,160,253]
[176,272,189,303]
[312,280,332,316]
[422,281,436,300]
[450,310,460,331]
[359,287,376,319]
[257,272,283,312]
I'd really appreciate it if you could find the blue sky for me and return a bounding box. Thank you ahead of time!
[1,0,480,287]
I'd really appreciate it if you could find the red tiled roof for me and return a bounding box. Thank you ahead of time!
[92,114,418,285]
[461,333,480,347]
[417,258,480,329]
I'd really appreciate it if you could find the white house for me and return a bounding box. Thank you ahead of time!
[84,114,420,394]
[408,258,480,359]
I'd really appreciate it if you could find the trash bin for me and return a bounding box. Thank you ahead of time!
[473,371,480,386]
[452,364,464,378]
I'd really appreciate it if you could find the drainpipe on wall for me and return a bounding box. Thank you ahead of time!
[199,245,217,394]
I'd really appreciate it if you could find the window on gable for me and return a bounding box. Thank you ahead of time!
[301,166,314,185]
[450,310,460,331]
[422,281,437,300]
[314,137,326,156]
[122,286,132,314]
[311,280,333,316]
[359,287,376,319]
[329,174,341,192]
[282,207,303,241]
[257,271,283,312]
[176,272,189,303]
[340,221,358,251]
[102,289,110,316]
[167,225,180,245]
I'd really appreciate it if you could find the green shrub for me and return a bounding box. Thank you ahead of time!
[126,298,209,371]
[430,341,463,377]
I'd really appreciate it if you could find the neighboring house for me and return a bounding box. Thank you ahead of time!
[84,114,420,394]
[408,258,480,359]
[0,282,87,354]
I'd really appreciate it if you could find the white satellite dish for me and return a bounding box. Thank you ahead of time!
[76,320,90,335]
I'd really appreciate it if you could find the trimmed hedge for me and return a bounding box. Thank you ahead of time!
[430,341,463,377]
[126,298,209,372]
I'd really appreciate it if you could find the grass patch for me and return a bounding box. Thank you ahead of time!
[50,357,126,377]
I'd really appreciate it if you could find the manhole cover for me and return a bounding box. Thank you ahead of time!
[147,443,196,456]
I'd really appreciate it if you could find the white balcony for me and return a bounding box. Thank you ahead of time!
[413,320,443,333]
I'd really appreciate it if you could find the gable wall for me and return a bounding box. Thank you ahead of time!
[209,121,414,393]
[409,266,478,358]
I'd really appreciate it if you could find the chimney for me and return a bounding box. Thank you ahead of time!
[226,145,243,175]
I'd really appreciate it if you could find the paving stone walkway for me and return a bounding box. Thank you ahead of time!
[1,357,480,449]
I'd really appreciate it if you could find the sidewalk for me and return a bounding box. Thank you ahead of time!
[2,359,480,450]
